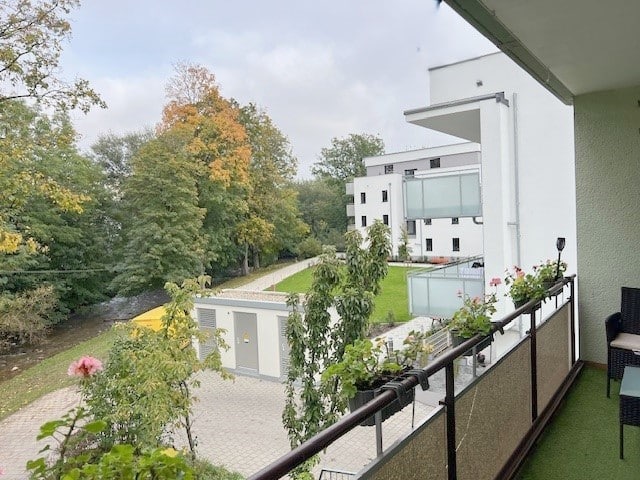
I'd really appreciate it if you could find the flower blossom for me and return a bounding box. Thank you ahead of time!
[68,356,103,378]
[489,277,502,287]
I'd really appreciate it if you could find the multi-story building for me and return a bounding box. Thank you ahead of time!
[348,142,483,260]
[350,52,576,319]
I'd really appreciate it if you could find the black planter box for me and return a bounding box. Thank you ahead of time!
[451,331,492,357]
[348,377,415,427]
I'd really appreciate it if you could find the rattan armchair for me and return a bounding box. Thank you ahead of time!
[606,287,640,397]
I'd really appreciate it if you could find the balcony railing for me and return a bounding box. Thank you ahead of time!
[346,182,354,196]
[249,277,579,480]
[408,256,484,318]
[346,203,355,217]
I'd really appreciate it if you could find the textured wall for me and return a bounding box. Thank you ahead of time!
[537,304,570,411]
[358,410,447,480]
[574,86,640,363]
[455,341,532,480]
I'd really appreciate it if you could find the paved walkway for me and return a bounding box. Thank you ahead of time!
[238,257,318,291]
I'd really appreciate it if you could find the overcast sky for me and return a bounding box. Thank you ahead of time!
[62,1,496,178]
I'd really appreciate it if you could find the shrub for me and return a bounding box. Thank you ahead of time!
[296,236,323,259]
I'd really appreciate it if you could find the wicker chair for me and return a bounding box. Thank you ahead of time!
[606,287,640,397]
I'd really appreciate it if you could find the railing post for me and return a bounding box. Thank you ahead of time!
[530,307,538,421]
[444,362,457,480]
[570,278,576,365]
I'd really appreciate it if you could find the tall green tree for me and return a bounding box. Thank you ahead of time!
[0,0,104,112]
[112,133,205,295]
[237,103,307,272]
[312,133,384,186]
[311,133,385,242]
[295,179,348,248]
[283,221,391,477]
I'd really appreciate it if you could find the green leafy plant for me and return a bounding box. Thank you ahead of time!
[322,332,434,399]
[504,266,545,305]
[534,259,567,285]
[449,279,501,338]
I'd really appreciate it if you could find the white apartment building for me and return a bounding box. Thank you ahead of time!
[350,52,577,319]
[348,143,484,260]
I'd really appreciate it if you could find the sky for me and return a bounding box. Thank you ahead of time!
[61,0,496,178]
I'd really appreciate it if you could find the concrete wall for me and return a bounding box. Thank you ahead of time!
[574,85,640,363]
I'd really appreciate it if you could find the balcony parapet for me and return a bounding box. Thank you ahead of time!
[345,182,354,195]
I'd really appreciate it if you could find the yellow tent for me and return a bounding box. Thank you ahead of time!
[131,306,166,331]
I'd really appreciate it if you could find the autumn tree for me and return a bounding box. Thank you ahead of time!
[283,221,391,476]
[160,63,251,273]
[0,0,104,112]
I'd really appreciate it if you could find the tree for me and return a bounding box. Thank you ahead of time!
[90,130,154,196]
[295,178,349,248]
[282,221,391,477]
[398,225,412,262]
[237,103,307,272]
[111,133,205,295]
[160,63,251,275]
[0,0,104,112]
[312,133,384,186]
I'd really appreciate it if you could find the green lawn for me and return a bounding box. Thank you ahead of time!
[273,265,411,323]
[518,366,640,480]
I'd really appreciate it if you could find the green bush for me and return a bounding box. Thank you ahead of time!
[296,237,323,259]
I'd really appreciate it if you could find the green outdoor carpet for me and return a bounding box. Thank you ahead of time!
[518,366,640,480]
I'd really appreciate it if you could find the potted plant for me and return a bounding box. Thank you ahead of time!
[448,278,500,355]
[322,332,433,426]
[533,259,567,291]
[504,266,545,309]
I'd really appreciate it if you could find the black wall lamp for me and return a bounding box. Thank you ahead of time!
[555,237,566,281]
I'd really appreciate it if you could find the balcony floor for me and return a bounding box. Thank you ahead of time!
[518,366,640,479]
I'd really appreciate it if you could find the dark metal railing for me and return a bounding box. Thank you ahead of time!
[249,276,577,480]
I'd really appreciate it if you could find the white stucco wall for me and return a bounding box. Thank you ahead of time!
[426,53,577,317]
[194,301,288,379]
[574,85,640,363]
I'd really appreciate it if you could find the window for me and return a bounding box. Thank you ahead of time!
[451,217,459,225]
[452,237,460,252]
[426,238,433,251]
[430,158,441,169]
[360,192,366,204]
[384,164,394,174]
[424,218,432,225]
[404,168,417,177]
[382,190,388,202]
[406,220,416,236]
[361,216,367,227]
[383,215,389,225]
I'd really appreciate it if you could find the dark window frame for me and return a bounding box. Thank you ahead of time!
[452,237,460,252]
[382,190,388,202]
[426,238,433,252]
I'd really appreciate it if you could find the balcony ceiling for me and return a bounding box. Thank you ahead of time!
[445,0,640,104]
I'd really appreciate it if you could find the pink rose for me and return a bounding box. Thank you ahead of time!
[68,356,103,378]
[489,277,502,287]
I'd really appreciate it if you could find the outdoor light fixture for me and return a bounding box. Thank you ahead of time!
[555,237,566,281]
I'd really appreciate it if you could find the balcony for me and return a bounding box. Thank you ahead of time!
[346,182,354,196]
[408,256,484,318]
[250,279,591,480]
[346,203,355,217]
[404,170,481,220]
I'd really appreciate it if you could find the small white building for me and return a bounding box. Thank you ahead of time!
[193,289,339,380]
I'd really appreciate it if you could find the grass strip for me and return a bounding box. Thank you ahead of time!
[274,265,411,323]
[0,327,117,420]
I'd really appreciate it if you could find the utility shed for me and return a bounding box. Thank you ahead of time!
[193,289,295,380]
